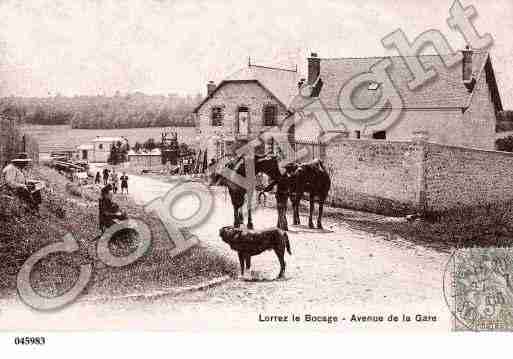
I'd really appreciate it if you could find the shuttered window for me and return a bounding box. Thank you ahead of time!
[263,105,277,126]
[211,107,223,126]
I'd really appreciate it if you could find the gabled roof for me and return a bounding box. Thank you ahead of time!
[193,64,300,113]
[314,51,502,112]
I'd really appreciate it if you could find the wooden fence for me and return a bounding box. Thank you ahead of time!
[286,140,326,162]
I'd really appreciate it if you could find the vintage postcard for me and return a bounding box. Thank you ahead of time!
[1,0,513,343]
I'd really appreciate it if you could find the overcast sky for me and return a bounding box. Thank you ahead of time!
[0,0,512,107]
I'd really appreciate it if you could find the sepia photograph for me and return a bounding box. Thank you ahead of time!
[1,0,513,350]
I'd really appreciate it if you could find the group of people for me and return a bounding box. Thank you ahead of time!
[95,168,129,194]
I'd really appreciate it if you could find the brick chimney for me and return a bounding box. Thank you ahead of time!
[307,52,320,85]
[207,81,216,96]
[462,46,475,91]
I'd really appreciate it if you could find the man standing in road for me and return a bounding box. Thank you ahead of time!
[111,169,119,194]
[102,168,109,186]
[95,171,101,185]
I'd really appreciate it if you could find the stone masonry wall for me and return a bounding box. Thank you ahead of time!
[322,138,423,215]
[461,65,497,151]
[422,142,513,213]
[319,137,513,216]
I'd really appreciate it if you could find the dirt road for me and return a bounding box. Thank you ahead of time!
[0,172,453,330]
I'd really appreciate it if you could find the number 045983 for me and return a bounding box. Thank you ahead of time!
[14,337,46,345]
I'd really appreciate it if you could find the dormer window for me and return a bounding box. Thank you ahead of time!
[368,82,380,90]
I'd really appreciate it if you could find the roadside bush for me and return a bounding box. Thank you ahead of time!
[81,186,99,202]
[496,135,513,152]
[0,192,25,218]
[424,202,513,246]
[65,182,82,197]
[44,190,67,219]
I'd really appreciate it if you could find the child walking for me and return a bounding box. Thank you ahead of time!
[120,172,129,194]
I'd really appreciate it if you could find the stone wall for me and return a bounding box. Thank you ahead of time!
[322,137,423,215]
[461,66,497,151]
[303,135,513,216]
[422,143,513,213]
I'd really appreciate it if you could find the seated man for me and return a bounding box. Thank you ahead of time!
[98,184,128,233]
[1,153,42,213]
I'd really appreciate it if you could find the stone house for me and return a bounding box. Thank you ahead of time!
[292,49,503,150]
[192,63,300,160]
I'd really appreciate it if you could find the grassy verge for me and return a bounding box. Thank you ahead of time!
[263,196,513,253]
[0,165,237,300]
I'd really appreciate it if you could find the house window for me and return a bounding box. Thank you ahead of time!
[355,130,361,139]
[372,131,386,139]
[237,107,249,136]
[216,141,225,160]
[98,143,103,150]
[263,105,277,126]
[211,107,223,126]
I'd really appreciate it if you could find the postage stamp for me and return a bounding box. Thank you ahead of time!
[2,1,513,353]
[444,247,513,331]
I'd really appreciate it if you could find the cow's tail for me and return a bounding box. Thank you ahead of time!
[284,232,292,255]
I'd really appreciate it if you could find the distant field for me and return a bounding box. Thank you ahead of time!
[20,125,198,153]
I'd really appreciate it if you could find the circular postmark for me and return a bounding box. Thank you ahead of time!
[442,247,513,331]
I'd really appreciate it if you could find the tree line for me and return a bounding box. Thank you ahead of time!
[0,92,202,129]
[107,137,195,165]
